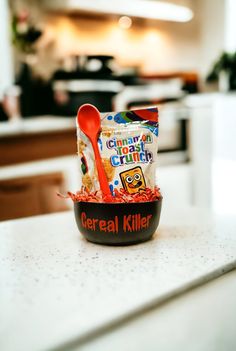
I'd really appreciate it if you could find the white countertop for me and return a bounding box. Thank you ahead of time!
[80,269,236,351]
[0,205,236,351]
[0,116,75,137]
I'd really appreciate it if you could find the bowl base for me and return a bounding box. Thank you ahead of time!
[84,234,155,246]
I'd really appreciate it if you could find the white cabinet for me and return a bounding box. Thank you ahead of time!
[157,163,193,207]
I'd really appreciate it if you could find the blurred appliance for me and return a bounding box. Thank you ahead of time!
[53,79,123,115]
[54,55,116,80]
[53,55,124,114]
[113,79,189,162]
[80,55,114,77]
[17,63,54,117]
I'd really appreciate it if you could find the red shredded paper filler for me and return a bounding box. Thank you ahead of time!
[58,187,161,203]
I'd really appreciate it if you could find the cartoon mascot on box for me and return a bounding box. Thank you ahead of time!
[119,166,146,194]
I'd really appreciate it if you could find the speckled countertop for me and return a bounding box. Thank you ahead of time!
[0,205,236,351]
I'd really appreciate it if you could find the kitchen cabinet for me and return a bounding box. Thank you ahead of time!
[0,120,76,166]
[157,163,193,207]
[0,172,68,221]
[0,117,76,220]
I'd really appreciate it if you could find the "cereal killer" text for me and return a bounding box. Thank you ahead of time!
[81,212,152,233]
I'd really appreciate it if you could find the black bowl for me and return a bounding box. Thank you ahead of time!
[74,198,162,245]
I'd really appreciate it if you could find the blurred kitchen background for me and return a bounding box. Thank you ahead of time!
[0,0,236,221]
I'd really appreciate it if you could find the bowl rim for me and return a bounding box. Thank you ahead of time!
[74,196,163,205]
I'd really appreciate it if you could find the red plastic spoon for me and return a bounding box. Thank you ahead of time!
[77,104,112,200]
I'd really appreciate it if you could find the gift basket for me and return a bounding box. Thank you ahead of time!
[63,104,162,245]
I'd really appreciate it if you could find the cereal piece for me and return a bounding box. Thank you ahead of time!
[82,173,93,191]
[102,127,114,138]
[78,140,87,154]
[102,158,115,182]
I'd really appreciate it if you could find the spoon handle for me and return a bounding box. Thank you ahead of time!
[91,138,112,198]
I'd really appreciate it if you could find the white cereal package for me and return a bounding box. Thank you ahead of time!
[76,107,160,202]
